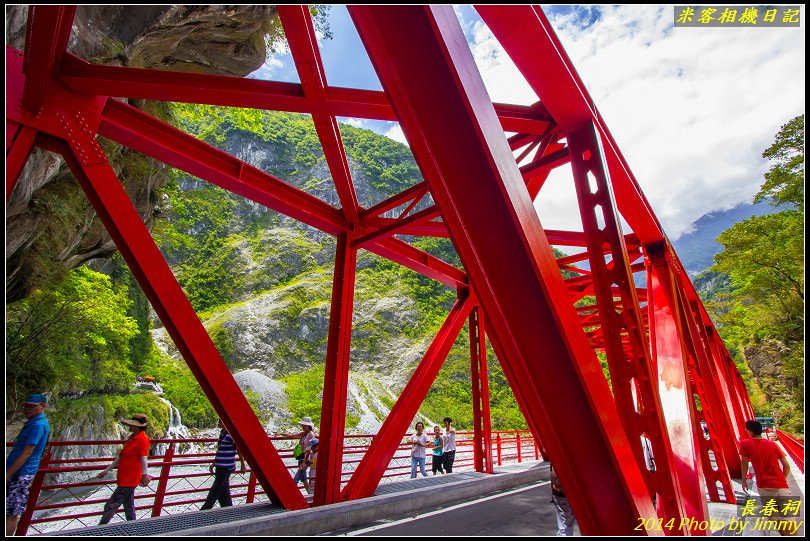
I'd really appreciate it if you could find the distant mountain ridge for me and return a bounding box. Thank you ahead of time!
[671,201,783,276]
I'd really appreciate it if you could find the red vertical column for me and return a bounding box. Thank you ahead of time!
[314,233,356,506]
[469,307,493,474]
[646,244,710,530]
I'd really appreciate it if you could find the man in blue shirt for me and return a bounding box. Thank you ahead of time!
[6,393,51,536]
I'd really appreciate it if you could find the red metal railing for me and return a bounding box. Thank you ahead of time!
[775,429,805,474]
[10,430,539,535]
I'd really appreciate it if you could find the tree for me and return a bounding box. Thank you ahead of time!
[754,114,804,211]
[6,266,140,409]
[709,114,804,434]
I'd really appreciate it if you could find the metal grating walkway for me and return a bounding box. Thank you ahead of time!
[53,503,288,536]
[50,463,545,536]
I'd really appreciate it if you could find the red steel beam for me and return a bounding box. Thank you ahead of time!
[477,5,663,246]
[367,236,466,289]
[98,98,349,236]
[21,6,75,114]
[469,307,494,474]
[646,245,710,530]
[40,132,307,511]
[361,182,428,219]
[680,299,742,478]
[353,206,440,248]
[279,5,360,224]
[349,6,656,534]
[59,55,552,135]
[568,121,687,528]
[341,294,473,499]
[6,122,38,200]
[314,233,356,506]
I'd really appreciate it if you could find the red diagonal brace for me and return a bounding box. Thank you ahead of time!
[353,206,440,248]
[341,293,472,499]
[350,6,656,534]
[44,134,308,511]
[98,98,349,235]
[279,5,360,224]
[6,122,38,201]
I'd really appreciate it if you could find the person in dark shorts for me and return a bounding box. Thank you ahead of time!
[442,417,456,473]
[431,426,445,475]
[6,394,51,536]
[201,419,245,509]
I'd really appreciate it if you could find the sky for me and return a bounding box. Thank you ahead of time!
[251,5,805,241]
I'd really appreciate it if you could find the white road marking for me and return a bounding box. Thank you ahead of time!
[344,481,551,536]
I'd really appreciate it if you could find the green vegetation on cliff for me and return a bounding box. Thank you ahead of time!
[708,115,804,435]
[6,265,140,407]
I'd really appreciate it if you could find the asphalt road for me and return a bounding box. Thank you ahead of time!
[338,481,576,536]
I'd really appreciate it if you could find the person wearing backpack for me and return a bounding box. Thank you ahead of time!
[281,417,317,493]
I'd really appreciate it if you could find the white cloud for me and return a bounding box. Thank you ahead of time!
[384,124,410,146]
[462,5,805,240]
[250,54,286,80]
[343,118,366,128]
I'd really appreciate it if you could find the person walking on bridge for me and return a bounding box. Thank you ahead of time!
[281,417,317,493]
[550,463,577,536]
[96,414,151,525]
[201,419,245,510]
[6,394,51,536]
[740,419,795,533]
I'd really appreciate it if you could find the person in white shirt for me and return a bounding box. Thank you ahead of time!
[410,422,430,478]
[442,417,457,473]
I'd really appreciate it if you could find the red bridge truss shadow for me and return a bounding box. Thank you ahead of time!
[6,5,756,535]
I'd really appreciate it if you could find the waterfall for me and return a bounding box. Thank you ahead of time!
[155,397,200,455]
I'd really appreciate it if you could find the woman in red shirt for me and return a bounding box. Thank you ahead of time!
[96,414,152,524]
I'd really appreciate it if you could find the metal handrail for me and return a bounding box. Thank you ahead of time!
[7,429,539,535]
[774,429,805,474]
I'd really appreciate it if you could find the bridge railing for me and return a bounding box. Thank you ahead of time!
[774,429,805,474]
[9,429,539,535]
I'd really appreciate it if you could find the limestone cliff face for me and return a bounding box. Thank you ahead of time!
[5,6,278,302]
[743,339,802,428]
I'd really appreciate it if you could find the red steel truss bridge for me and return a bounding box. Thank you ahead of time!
[6,6,757,535]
